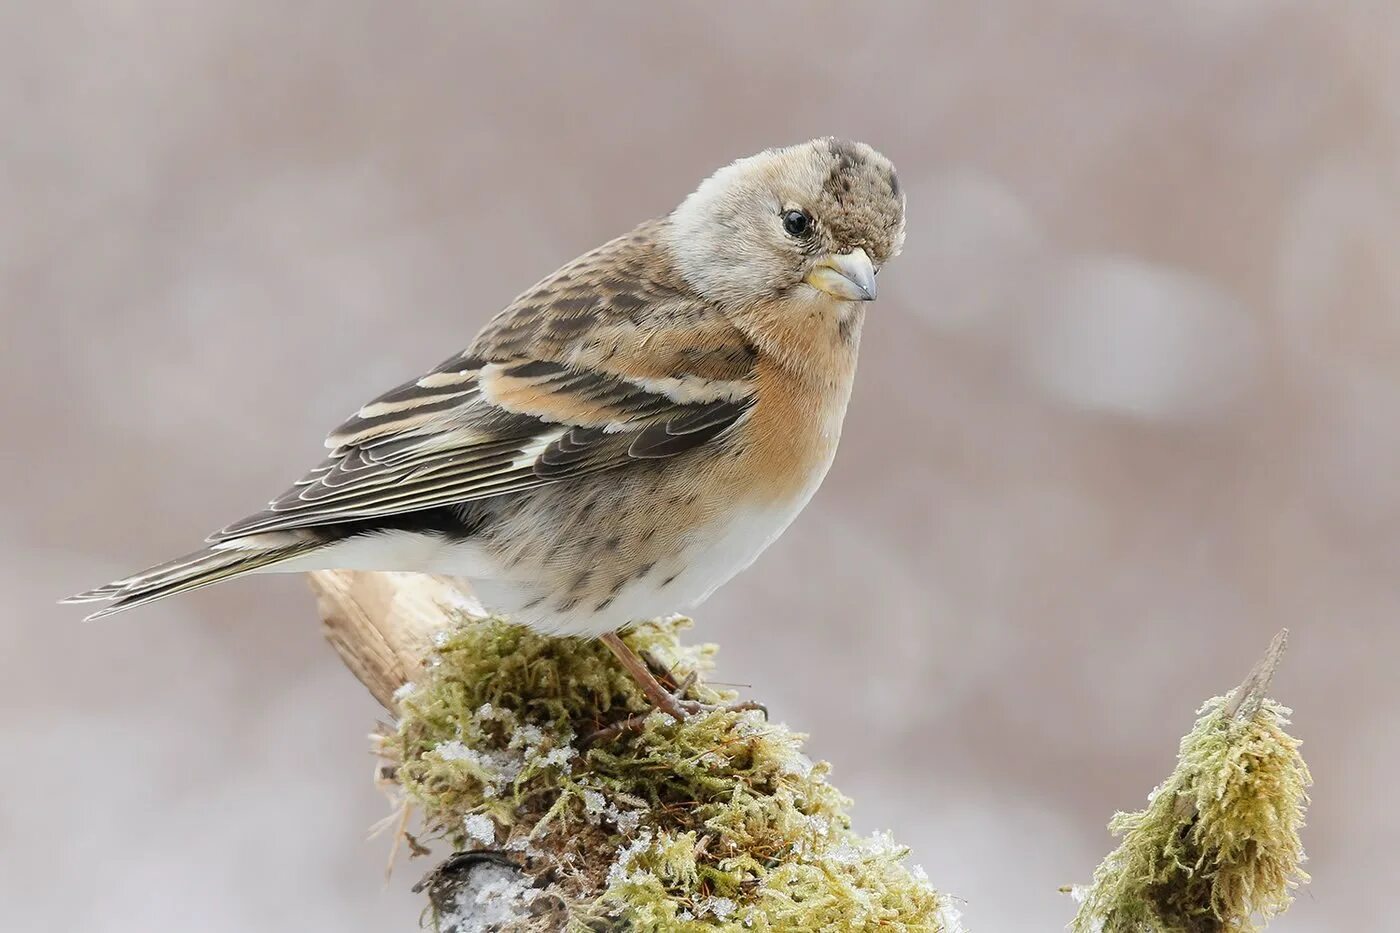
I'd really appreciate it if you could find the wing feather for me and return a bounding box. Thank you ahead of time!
[210,221,759,543]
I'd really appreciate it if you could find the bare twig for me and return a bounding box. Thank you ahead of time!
[1172,628,1291,821]
[1222,628,1289,723]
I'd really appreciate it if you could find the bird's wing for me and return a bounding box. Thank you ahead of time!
[211,223,757,541]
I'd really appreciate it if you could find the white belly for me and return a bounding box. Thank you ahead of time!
[273,500,808,639]
[480,496,816,638]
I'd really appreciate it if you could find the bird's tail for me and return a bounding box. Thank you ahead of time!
[61,537,319,621]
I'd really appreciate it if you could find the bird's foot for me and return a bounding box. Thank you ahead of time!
[588,636,767,744]
[584,694,767,746]
[640,654,768,722]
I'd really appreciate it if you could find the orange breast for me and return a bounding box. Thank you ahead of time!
[725,351,859,508]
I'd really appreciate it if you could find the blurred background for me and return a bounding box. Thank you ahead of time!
[4,2,1397,930]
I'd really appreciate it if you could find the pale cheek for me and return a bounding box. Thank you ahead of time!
[726,258,787,302]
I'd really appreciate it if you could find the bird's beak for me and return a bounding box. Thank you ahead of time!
[804,247,877,301]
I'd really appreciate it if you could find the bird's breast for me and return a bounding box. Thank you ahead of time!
[728,351,858,509]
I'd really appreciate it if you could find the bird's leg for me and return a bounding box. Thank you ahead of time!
[639,647,690,692]
[591,632,768,744]
[600,631,692,721]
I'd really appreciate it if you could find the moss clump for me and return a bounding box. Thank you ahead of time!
[1070,695,1311,933]
[388,613,957,932]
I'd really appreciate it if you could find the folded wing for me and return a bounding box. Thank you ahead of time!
[212,222,757,541]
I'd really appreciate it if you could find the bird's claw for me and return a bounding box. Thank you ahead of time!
[584,695,768,746]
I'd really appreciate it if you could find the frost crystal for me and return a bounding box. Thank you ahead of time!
[936,899,967,933]
[782,752,815,778]
[612,807,641,835]
[702,896,737,919]
[606,830,655,888]
[464,813,495,846]
[434,740,472,762]
[538,745,577,768]
[435,862,536,933]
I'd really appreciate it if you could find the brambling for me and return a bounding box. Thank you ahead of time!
[65,138,906,718]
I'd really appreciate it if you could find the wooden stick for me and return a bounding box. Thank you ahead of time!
[308,570,484,708]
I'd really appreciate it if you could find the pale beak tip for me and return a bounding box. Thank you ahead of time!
[805,247,879,302]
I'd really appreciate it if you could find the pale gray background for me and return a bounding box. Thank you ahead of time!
[5,2,1397,930]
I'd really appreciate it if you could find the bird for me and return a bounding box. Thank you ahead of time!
[64,138,906,720]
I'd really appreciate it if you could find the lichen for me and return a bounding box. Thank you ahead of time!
[1070,695,1311,933]
[388,612,955,932]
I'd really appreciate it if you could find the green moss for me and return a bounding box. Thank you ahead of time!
[1070,695,1311,933]
[389,613,956,932]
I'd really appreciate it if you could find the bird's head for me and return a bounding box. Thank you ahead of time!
[664,138,905,310]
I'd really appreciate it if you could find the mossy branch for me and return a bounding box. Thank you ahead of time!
[311,572,1312,932]
[1067,630,1311,933]
[309,570,961,932]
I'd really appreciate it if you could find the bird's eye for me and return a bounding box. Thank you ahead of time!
[782,210,811,237]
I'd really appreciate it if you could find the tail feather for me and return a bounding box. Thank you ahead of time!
[62,542,317,621]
